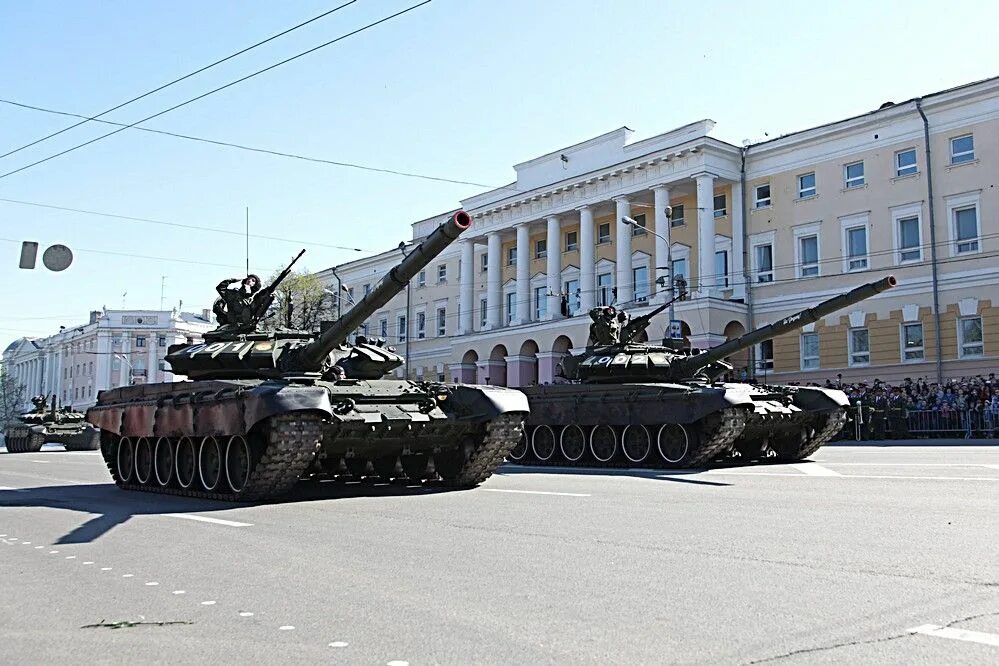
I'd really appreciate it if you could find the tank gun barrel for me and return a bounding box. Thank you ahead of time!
[295,210,472,370]
[676,275,897,376]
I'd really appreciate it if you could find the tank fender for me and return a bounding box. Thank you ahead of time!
[790,386,851,410]
[444,385,530,421]
[238,382,334,433]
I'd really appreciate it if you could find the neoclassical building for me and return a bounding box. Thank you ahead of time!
[3,309,214,412]
[318,75,999,386]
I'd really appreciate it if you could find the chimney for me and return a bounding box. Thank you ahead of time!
[89,310,100,324]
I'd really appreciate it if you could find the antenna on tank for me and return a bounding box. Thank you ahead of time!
[245,206,250,274]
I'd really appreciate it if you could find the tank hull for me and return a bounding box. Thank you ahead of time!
[512,382,848,469]
[4,419,100,453]
[85,378,528,501]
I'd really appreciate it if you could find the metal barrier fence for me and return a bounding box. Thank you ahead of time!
[838,407,999,440]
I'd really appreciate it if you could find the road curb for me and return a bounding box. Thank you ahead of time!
[828,438,997,447]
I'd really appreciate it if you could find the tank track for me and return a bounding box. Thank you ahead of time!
[513,407,748,470]
[442,413,524,487]
[104,412,323,502]
[795,408,848,460]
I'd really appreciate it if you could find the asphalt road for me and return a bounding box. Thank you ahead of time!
[1,442,997,665]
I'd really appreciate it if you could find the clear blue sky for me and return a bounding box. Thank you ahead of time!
[1,0,996,350]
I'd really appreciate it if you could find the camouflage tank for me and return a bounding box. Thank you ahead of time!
[513,276,896,468]
[5,395,101,453]
[86,211,529,501]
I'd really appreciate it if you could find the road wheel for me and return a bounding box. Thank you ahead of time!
[657,424,690,467]
[154,438,174,487]
[589,425,617,463]
[507,431,528,461]
[622,425,651,464]
[134,437,153,485]
[198,436,223,491]
[225,435,252,493]
[373,454,399,481]
[531,425,556,462]
[117,437,135,483]
[559,425,587,463]
[175,437,197,489]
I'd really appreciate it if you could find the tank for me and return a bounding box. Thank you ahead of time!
[4,395,101,453]
[85,211,529,501]
[512,276,897,468]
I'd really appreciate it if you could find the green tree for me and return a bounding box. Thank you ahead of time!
[0,363,26,431]
[261,268,336,332]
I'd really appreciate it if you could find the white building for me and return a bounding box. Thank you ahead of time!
[2,308,214,412]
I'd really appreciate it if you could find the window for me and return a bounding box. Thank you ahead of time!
[754,244,773,283]
[670,204,685,227]
[896,149,917,177]
[597,223,611,243]
[630,214,647,236]
[565,230,579,251]
[535,239,547,258]
[596,273,613,306]
[897,216,921,262]
[633,266,649,302]
[136,336,146,348]
[672,258,688,280]
[954,206,979,253]
[507,247,517,266]
[901,323,924,362]
[796,172,816,198]
[958,316,983,358]
[848,328,870,366]
[438,263,449,283]
[379,318,388,338]
[89,362,93,375]
[417,270,426,287]
[563,279,580,316]
[844,161,865,188]
[505,292,516,324]
[801,333,820,370]
[158,336,167,347]
[713,194,727,218]
[845,225,868,271]
[479,298,487,328]
[436,307,446,336]
[534,286,547,319]
[714,250,729,287]
[754,184,771,208]
[950,134,975,164]
[416,312,426,339]
[397,315,407,342]
[480,253,488,272]
[798,235,819,277]
[759,340,774,370]
[363,283,371,296]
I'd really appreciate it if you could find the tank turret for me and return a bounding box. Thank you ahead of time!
[568,275,897,383]
[165,210,472,380]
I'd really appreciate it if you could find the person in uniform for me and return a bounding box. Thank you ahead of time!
[588,306,623,345]
[213,274,263,329]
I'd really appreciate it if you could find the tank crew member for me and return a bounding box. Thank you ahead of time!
[588,306,622,345]
[213,274,264,329]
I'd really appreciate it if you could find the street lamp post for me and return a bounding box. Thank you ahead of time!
[622,207,683,344]
[398,242,412,379]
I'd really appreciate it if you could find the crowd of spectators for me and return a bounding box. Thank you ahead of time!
[813,373,999,439]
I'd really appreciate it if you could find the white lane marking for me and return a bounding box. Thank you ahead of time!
[172,590,185,595]
[908,624,999,647]
[791,463,842,477]
[21,541,32,545]
[984,464,999,471]
[0,486,28,493]
[83,561,94,565]
[201,600,216,605]
[279,625,295,631]
[0,534,6,537]
[122,574,134,578]
[387,661,410,666]
[705,471,999,481]
[34,545,43,549]
[814,462,998,467]
[101,567,112,571]
[481,488,590,497]
[48,550,58,554]
[145,582,159,586]
[164,513,253,528]
[239,612,254,617]
[329,642,349,648]
[65,555,76,559]
[29,460,50,464]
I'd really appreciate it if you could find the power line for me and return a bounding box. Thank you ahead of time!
[0,99,505,191]
[0,0,433,181]
[0,1,359,161]
[0,197,373,252]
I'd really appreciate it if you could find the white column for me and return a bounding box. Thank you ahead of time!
[147,336,158,385]
[651,184,671,304]
[95,332,111,394]
[515,223,531,324]
[614,196,633,304]
[485,232,502,329]
[545,215,561,320]
[695,173,716,296]
[577,205,595,311]
[54,346,63,405]
[119,337,132,387]
[731,180,746,301]
[457,239,474,334]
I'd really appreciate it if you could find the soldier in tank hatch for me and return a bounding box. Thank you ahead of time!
[213,274,264,329]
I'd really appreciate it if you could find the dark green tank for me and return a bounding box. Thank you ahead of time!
[5,395,100,453]
[513,276,896,468]
[86,211,529,501]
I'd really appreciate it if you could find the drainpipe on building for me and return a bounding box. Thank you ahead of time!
[916,98,944,384]
[740,145,755,379]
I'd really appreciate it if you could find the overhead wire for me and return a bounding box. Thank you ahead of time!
[0,0,434,181]
[0,1,359,160]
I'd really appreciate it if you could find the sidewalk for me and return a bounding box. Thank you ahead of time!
[828,437,997,447]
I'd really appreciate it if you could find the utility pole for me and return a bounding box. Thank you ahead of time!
[160,276,167,310]
[398,242,412,379]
